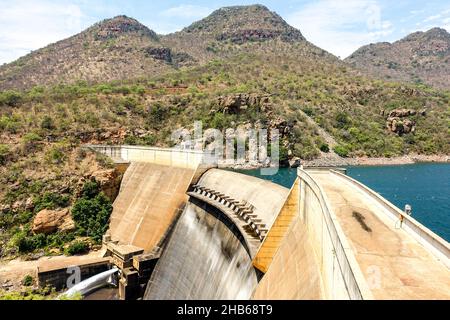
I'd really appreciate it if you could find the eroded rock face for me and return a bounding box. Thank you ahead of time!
[90,168,123,201]
[386,109,420,135]
[32,208,75,234]
[269,117,295,138]
[1,197,34,213]
[217,93,271,114]
[387,118,416,135]
[289,157,301,168]
[94,15,158,41]
[145,47,172,63]
[217,29,283,43]
[388,109,417,118]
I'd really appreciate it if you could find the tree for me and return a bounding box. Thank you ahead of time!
[71,181,112,243]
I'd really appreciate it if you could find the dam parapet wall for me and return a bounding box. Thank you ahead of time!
[85,145,204,169]
[297,168,373,300]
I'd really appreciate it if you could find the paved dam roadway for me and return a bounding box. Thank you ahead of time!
[108,162,194,251]
[308,170,450,299]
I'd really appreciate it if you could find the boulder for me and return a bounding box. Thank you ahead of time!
[289,157,301,168]
[385,108,419,135]
[90,168,123,201]
[386,117,416,135]
[32,208,75,234]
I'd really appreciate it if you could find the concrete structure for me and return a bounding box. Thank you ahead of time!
[143,170,289,300]
[252,178,324,299]
[37,257,111,291]
[253,168,450,300]
[107,162,195,252]
[86,145,204,169]
[83,145,449,300]
[307,169,450,299]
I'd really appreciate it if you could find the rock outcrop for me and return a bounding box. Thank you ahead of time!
[387,109,417,118]
[32,208,75,234]
[90,168,123,201]
[386,109,419,135]
[269,117,295,138]
[145,47,172,63]
[216,29,301,44]
[217,93,271,114]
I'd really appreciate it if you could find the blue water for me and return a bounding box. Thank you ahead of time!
[234,164,450,242]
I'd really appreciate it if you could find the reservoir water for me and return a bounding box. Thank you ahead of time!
[234,163,450,242]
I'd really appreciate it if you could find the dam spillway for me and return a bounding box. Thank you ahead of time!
[144,169,289,300]
[144,201,259,299]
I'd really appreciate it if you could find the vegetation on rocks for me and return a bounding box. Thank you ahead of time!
[71,181,113,243]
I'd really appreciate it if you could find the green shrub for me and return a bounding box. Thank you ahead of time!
[0,115,20,133]
[97,84,113,94]
[81,180,100,199]
[41,116,55,130]
[22,275,33,286]
[34,192,70,212]
[72,181,112,243]
[121,96,139,111]
[319,143,330,153]
[65,241,89,256]
[334,145,350,157]
[0,90,23,107]
[15,233,47,253]
[335,112,351,129]
[131,85,145,95]
[0,144,10,165]
[114,86,131,95]
[22,132,42,143]
[28,86,45,102]
[124,135,139,145]
[302,106,315,117]
[45,146,66,164]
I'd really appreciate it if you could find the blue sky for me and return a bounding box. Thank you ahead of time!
[0,0,449,64]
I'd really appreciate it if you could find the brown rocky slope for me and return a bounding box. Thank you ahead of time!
[346,28,450,90]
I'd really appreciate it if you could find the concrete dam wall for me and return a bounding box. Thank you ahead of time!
[108,162,195,251]
[252,179,324,299]
[144,169,289,300]
[144,201,259,299]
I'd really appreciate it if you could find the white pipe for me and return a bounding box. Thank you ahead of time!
[58,267,119,299]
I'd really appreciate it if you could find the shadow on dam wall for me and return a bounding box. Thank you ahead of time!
[143,199,259,300]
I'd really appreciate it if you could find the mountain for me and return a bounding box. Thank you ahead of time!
[0,5,336,91]
[346,28,450,90]
[161,4,334,64]
[0,16,192,90]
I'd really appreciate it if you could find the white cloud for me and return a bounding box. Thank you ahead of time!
[423,14,442,23]
[161,5,212,19]
[414,7,450,33]
[286,0,394,58]
[0,0,95,65]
